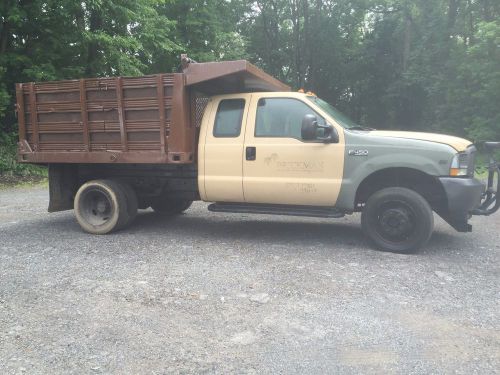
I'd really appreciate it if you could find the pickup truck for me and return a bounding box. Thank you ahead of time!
[15,56,500,253]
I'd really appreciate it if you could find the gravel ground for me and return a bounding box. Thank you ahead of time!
[0,186,499,374]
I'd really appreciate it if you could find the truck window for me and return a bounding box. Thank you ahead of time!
[213,99,245,137]
[255,98,325,139]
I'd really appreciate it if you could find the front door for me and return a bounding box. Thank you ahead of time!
[242,94,345,206]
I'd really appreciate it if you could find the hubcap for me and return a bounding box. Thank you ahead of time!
[80,189,114,226]
[376,202,415,242]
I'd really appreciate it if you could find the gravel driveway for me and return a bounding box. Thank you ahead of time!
[1,186,499,374]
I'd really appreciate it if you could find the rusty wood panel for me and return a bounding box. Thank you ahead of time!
[28,83,39,150]
[17,72,180,161]
[38,111,82,123]
[162,75,175,85]
[157,74,167,153]
[119,120,166,132]
[80,79,90,151]
[36,91,80,103]
[122,98,173,108]
[38,123,83,133]
[15,84,26,141]
[122,76,157,87]
[115,77,128,152]
[36,102,81,112]
[33,85,79,93]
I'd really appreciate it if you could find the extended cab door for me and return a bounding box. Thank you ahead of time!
[199,94,250,202]
[242,94,345,206]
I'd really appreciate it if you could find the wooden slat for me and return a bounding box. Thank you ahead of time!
[116,77,128,151]
[79,79,90,151]
[28,83,39,150]
[157,74,167,153]
[15,84,26,141]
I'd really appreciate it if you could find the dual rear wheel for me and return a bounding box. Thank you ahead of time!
[74,179,191,234]
[74,180,137,235]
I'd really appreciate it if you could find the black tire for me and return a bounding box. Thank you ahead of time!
[151,198,192,216]
[361,187,434,253]
[119,182,138,227]
[74,179,129,234]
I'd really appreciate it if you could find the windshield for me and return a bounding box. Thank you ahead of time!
[306,96,360,129]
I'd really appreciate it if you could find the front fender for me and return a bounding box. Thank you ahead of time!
[335,131,456,211]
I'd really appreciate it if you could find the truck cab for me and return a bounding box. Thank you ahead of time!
[199,92,344,206]
[197,91,498,253]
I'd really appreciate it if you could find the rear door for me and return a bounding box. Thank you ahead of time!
[242,94,345,206]
[201,95,250,202]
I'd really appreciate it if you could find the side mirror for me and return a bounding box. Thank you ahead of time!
[301,114,339,143]
[301,114,318,140]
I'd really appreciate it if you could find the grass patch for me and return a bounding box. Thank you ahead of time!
[0,175,48,189]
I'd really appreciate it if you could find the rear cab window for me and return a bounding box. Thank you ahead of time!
[213,99,246,137]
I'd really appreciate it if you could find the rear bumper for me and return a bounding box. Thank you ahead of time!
[438,177,485,232]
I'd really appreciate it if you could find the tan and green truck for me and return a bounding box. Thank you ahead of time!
[15,56,500,253]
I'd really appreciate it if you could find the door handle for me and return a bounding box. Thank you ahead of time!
[246,146,256,161]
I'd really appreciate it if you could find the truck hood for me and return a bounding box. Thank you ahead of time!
[370,130,472,152]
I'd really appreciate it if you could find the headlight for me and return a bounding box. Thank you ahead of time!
[450,147,476,177]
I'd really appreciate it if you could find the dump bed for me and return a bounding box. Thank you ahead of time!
[16,57,289,164]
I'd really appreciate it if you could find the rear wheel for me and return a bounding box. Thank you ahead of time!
[74,179,131,234]
[361,187,434,253]
[151,198,192,216]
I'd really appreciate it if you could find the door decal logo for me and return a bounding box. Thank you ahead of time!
[286,183,317,193]
[264,153,279,166]
[264,153,324,173]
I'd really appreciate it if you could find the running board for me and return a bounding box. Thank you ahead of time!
[208,203,345,218]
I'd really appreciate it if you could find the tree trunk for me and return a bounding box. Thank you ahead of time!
[291,0,302,88]
[0,20,10,55]
[302,0,310,88]
[402,13,412,72]
[0,0,14,55]
[86,6,103,76]
[447,0,458,35]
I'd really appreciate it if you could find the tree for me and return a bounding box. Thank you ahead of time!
[0,0,178,134]
[1,0,499,158]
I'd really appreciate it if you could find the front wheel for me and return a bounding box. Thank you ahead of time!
[361,187,434,253]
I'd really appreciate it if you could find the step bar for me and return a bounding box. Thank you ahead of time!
[208,203,345,218]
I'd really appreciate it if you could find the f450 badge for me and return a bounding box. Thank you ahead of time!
[348,149,369,156]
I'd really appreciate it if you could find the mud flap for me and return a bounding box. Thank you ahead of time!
[48,164,78,212]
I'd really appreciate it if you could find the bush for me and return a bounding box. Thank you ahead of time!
[0,132,47,177]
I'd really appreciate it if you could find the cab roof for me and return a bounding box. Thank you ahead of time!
[181,55,291,95]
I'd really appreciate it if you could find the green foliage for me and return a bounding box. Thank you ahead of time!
[448,21,500,141]
[0,0,499,176]
[0,133,47,176]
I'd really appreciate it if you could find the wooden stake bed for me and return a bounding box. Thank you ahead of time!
[16,57,290,164]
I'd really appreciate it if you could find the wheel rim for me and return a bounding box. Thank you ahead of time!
[79,188,114,227]
[375,200,416,243]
